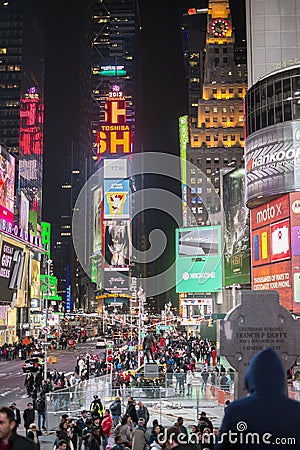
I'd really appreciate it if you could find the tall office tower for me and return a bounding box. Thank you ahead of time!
[91,0,136,158]
[182,0,247,227]
[45,1,94,313]
[0,0,44,155]
[181,7,207,127]
[246,0,300,88]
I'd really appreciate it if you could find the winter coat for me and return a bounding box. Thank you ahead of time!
[114,423,133,445]
[9,432,38,450]
[101,415,113,437]
[110,400,122,416]
[215,348,300,449]
[23,408,35,430]
[126,403,138,425]
[132,426,149,450]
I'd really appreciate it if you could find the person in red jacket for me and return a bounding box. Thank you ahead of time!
[101,409,112,450]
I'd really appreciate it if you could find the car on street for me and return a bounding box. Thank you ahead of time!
[22,357,44,373]
[96,339,106,349]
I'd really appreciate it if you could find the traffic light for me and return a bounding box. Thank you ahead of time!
[208,317,213,327]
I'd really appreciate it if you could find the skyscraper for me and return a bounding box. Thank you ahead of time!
[182,0,247,227]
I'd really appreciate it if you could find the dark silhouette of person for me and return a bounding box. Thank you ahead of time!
[215,348,300,449]
[142,332,156,363]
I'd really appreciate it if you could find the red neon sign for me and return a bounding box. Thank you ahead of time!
[19,95,44,156]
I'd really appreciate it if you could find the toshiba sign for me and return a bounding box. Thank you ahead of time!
[245,121,300,208]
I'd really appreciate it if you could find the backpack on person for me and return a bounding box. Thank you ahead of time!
[36,397,45,413]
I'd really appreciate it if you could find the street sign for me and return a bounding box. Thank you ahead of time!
[42,326,50,335]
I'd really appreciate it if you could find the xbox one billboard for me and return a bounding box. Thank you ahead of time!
[175,226,222,293]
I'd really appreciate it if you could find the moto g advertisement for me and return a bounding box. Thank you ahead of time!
[289,192,300,313]
[251,192,300,312]
[245,121,300,208]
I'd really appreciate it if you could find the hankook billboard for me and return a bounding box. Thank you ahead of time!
[245,121,300,208]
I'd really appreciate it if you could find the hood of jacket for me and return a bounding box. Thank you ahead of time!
[244,347,287,396]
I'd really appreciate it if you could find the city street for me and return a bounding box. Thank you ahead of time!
[0,342,99,410]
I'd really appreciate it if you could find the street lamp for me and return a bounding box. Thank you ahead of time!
[43,259,52,381]
[137,286,145,368]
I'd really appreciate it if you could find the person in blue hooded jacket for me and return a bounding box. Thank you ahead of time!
[215,348,300,449]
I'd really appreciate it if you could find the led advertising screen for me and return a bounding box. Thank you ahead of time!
[0,145,15,224]
[223,168,250,286]
[0,240,26,303]
[245,121,300,208]
[93,187,102,254]
[176,226,222,293]
[104,159,127,179]
[103,219,130,267]
[104,268,130,293]
[289,192,300,313]
[103,179,129,219]
[30,258,40,299]
[19,191,29,231]
[250,194,293,310]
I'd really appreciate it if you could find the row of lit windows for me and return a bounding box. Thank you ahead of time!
[0,64,20,71]
[212,87,244,94]
[0,39,22,45]
[0,83,18,88]
[0,100,19,106]
[193,134,244,141]
[204,106,243,113]
[203,116,244,123]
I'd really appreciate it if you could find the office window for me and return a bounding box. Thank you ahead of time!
[223,57,228,63]
[213,107,218,113]
[221,88,226,94]
[191,197,196,204]
[213,117,217,122]
[238,87,243,93]
[207,187,212,193]
[222,107,227,113]
[206,158,211,163]
[205,117,210,122]
[215,48,219,53]
[198,207,203,214]
[206,135,211,141]
[191,178,196,184]
[230,116,234,122]
[215,58,219,64]
[194,135,199,141]
[192,207,196,214]
[223,135,228,141]
[229,88,233,94]
[222,116,226,122]
[191,168,196,174]
[231,135,235,141]
[198,197,203,204]
[205,107,210,113]
[197,187,202,194]
[191,187,196,194]
[213,88,217,94]
[207,168,212,174]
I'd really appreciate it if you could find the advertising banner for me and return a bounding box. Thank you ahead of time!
[252,261,292,311]
[104,159,127,179]
[103,179,129,219]
[103,219,129,267]
[19,191,29,231]
[176,226,222,293]
[179,116,189,227]
[30,258,40,299]
[93,187,102,254]
[0,240,26,304]
[245,121,300,207]
[0,145,15,225]
[104,268,129,293]
[289,192,300,313]
[223,168,250,286]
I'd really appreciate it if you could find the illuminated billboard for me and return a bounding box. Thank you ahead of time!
[104,159,127,179]
[104,267,129,293]
[97,85,132,158]
[245,121,300,208]
[19,87,44,222]
[30,258,40,299]
[223,168,250,286]
[103,219,130,267]
[250,194,293,310]
[176,226,222,293]
[0,145,15,225]
[103,179,130,219]
[179,116,189,227]
[0,239,26,304]
[93,187,102,254]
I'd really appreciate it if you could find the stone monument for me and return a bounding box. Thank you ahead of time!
[220,290,300,398]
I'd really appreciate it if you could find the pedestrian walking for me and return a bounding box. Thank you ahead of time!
[90,395,104,420]
[0,406,38,449]
[136,402,149,427]
[109,397,122,428]
[132,418,149,450]
[201,368,209,392]
[23,402,35,433]
[36,393,46,430]
[186,370,193,396]
[101,410,112,450]
[27,423,42,450]
[10,403,21,429]
[77,410,88,450]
